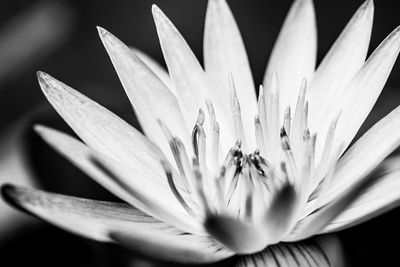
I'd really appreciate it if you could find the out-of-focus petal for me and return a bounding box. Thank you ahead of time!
[204,214,269,254]
[204,0,257,149]
[322,156,400,233]
[111,229,233,264]
[263,0,317,118]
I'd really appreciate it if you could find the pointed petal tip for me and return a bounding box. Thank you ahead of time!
[151,4,162,18]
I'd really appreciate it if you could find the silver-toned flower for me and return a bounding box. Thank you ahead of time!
[3,0,400,265]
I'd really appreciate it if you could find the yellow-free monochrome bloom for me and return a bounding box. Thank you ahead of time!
[3,0,400,265]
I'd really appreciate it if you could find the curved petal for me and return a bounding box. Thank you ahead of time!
[263,0,317,118]
[286,167,376,241]
[319,26,400,159]
[321,156,400,233]
[97,27,191,159]
[308,0,373,156]
[1,185,227,263]
[204,0,257,149]
[34,125,201,234]
[152,5,235,154]
[37,71,167,180]
[317,104,400,208]
[1,184,177,241]
[236,242,331,267]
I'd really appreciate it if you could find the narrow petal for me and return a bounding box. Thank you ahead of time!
[152,5,234,153]
[1,185,228,263]
[317,104,400,208]
[97,28,191,159]
[37,71,166,180]
[205,215,269,254]
[322,156,400,233]
[287,165,378,241]
[236,242,331,267]
[131,47,173,91]
[308,0,373,139]
[34,125,201,233]
[204,0,257,149]
[1,184,176,242]
[317,26,400,158]
[263,0,317,118]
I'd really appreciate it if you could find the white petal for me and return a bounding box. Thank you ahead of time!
[321,156,400,233]
[263,0,317,118]
[97,28,191,159]
[319,26,400,158]
[317,104,400,209]
[2,185,227,263]
[237,242,331,267]
[286,168,376,241]
[37,71,166,179]
[204,214,269,254]
[204,0,257,149]
[152,5,234,154]
[1,184,175,241]
[130,47,173,92]
[308,0,373,156]
[260,183,299,243]
[34,125,201,233]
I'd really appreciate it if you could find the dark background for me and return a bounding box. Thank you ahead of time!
[0,0,400,266]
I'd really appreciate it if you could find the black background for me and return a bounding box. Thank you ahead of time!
[1,0,400,266]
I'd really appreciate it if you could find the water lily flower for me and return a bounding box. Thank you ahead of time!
[3,0,400,265]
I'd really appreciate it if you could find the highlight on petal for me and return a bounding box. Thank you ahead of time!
[204,0,257,149]
[34,125,201,234]
[1,185,229,263]
[97,27,191,159]
[319,104,400,208]
[131,47,173,91]
[318,25,400,159]
[236,241,331,267]
[322,156,400,233]
[288,167,376,241]
[152,4,235,153]
[263,0,317,118]
[309,0,374,138]
[37,71,167,178]
[1,184,175,242]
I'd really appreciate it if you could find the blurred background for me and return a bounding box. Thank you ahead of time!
[0,0,400,266]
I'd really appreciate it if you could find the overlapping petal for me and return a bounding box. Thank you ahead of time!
[2,185,230,263]
[263,0,317,118]
[322,156,400,233]
[204,0,257,149]
[98,27,191,159]
[34,125,201,233]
